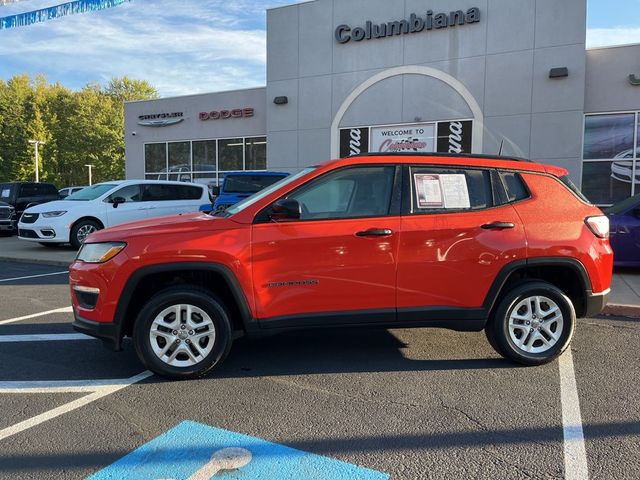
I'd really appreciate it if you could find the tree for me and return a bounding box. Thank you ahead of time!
[0,75,158,186]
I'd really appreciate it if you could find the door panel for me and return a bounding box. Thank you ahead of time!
[104,184,145,226]
[397,206,526,309]
[252,217,401,319]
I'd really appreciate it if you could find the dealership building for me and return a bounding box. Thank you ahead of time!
[124,0,640,206]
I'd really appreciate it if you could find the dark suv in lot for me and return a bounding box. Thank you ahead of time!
[0,182,59,232]
[70,153,613,379]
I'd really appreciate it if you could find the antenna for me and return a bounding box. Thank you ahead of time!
[498,139,505,156]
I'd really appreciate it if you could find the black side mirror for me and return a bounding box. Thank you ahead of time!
[110,197,125,208]
[210,186,220,197]
[269,198,301,221]
[632,208,640,219]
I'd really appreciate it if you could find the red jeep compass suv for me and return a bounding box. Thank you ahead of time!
[70,154,612,379]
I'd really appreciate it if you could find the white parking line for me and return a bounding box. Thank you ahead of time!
[0,377,145,393]
[0,333,92,343]
[0,306,73,325]
[0,271,68,283]
[559,349,589,480]
[0,370,153,442]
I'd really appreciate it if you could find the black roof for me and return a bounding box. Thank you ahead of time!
[347,152,531,162]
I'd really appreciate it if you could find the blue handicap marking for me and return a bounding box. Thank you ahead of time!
[88,420,389,479]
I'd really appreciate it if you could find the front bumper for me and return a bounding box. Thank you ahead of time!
[0,220,16,231]
[18,218,70,242]
[72,312,123,351]
[584,289,610,318]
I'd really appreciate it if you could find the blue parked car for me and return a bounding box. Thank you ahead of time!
[605,193,640,267]
[201,171,289,213]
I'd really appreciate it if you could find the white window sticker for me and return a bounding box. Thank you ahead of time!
[1,189,9,198]
[414,174,443,208]
[414,173,471,209]
[440,174,471,209]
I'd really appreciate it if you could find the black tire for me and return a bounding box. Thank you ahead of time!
[486,281,575,365]
[133,286,233,380]
[70,219,102,249]
[39,242,61,248]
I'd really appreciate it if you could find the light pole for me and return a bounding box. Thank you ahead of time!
[28,140,45,183]
[84,164,95,186]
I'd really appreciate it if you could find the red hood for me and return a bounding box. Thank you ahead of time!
[85,213,240,243]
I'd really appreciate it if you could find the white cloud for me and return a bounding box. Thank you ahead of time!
[587,27,640,49]
[0,0,294,96]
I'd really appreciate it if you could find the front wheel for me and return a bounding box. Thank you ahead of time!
[486,281,576,365]
[133,286,233,380]
[70,219,102,249]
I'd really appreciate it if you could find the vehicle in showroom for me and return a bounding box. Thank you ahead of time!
[0,201,16,235]
[59,186,86,199]
[19,180,208,248]
[69,153,613,379]
[206,171,289,213]
[605,192,640,267]
[0,181,59,224]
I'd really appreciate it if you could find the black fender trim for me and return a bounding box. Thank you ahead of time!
[112,262,254,345]
[481,257,592,318]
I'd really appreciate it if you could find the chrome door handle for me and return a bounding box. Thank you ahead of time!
[356,228,393,237]
[481,222,515,230]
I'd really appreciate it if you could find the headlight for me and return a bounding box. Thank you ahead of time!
[41,211,67,218]
[76,242,126,263]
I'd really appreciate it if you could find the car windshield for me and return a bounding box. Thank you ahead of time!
[66,183,118,201]
[221,168,315,216]
[604,193,640,215]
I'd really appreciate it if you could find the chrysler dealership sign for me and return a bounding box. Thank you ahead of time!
[137,112,184,127]
[335,8,481,43]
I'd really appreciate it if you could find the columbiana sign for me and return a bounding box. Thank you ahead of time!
[335,8,481,44]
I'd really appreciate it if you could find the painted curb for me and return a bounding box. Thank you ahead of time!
[0,256,73,268]
[601,303,640,319]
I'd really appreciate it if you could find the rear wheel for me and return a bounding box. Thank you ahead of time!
[133,286,233,380]
[486,281,575,365]
[70,219,101,249]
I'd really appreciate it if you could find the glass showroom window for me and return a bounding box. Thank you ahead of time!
[145,143,167,180]
[582,112,638,206]
[144,137,268,185]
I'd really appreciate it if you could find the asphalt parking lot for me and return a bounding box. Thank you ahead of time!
[0,260,638,479]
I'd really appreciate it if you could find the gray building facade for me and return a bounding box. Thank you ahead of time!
[125,0,640,206]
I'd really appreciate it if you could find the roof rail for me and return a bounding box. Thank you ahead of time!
[347,152,532,162]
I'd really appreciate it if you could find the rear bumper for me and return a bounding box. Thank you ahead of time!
[72,312,123,351]
[584,289,610,318]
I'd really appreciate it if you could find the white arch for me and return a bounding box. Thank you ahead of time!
[330,65,484,157]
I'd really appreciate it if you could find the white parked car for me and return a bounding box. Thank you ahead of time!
[18,180,209,248]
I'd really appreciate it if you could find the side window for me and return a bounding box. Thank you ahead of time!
[498,171,530,203]
[288,166,396,220]
[410,167,493,213]
[36,184,58,196]
[142,184,175,201]
[108,185,141,202]
[19,184,38,197]
[176,185,203,200]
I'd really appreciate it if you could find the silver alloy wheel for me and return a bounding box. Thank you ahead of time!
[149,303,216,367]
[508,295,564,354]
[76,224,97,243]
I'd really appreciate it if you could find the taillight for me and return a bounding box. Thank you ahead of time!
[585,215,609,239]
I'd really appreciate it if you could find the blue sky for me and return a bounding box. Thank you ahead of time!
[0,0,638,97]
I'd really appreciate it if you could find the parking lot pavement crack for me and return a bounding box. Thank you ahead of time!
[582,320,639,331]
[96,405,147,437]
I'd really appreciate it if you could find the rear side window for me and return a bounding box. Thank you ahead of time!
[410,167,493,212]
[559,175,591,204]
[498,172,530,203]
[142,184,175,201]
[176,185,203,200]
[36,184,58,196]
